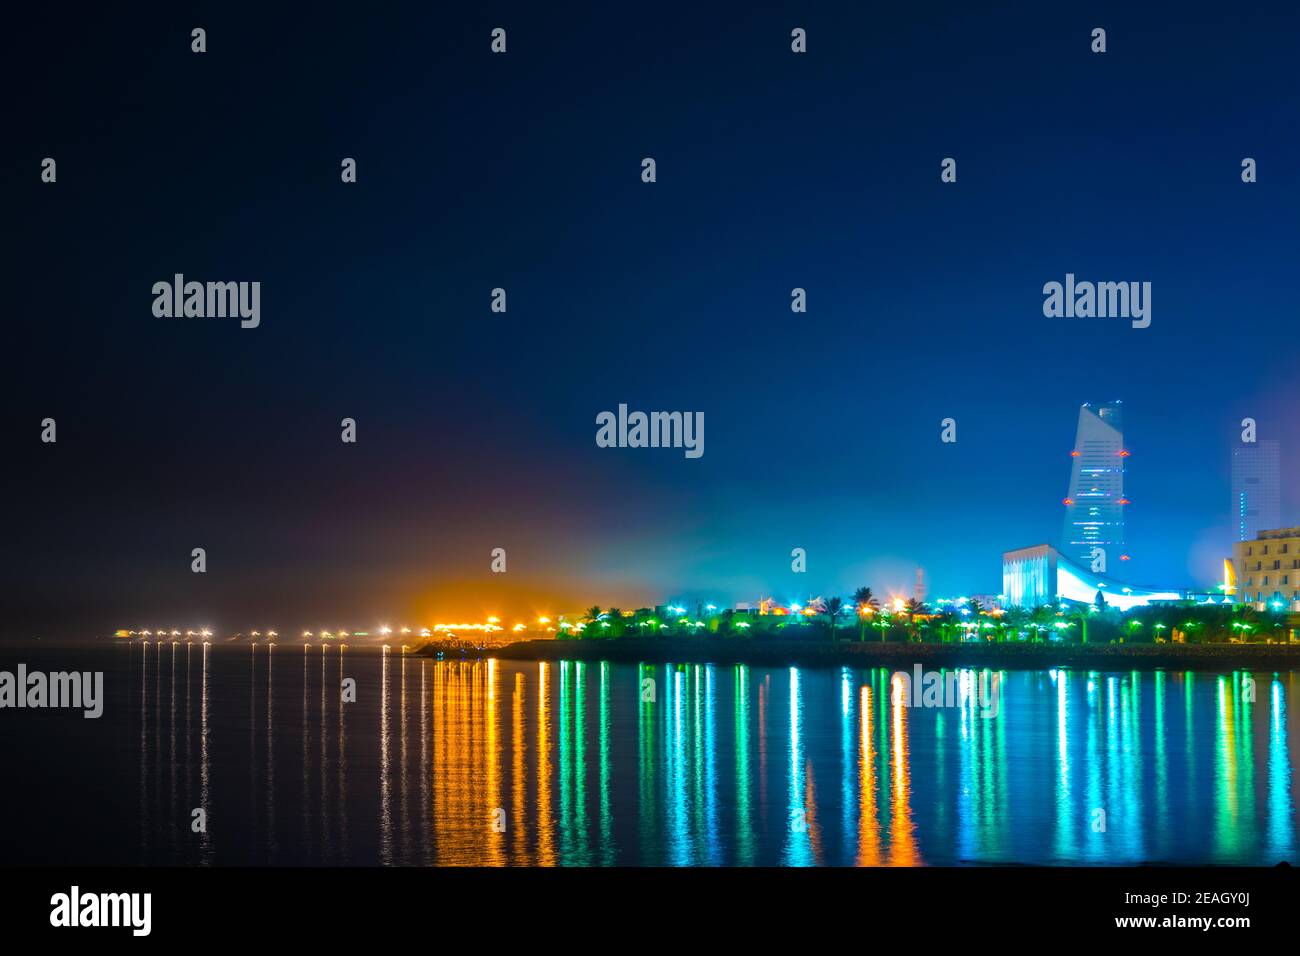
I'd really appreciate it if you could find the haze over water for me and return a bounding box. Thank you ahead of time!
[1,645,1296,866]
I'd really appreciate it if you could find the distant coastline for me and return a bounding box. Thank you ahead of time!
[414,637,1300,671]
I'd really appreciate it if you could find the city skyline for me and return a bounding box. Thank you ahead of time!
[4,3,1300,921]
[6,5,1300,640]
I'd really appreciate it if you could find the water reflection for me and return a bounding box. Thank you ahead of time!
[1268,676,1294,860]
[118,653,1299,867]
[199,643,211,863]
[888,672,918,864]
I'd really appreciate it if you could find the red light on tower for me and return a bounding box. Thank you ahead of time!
[1063,498,1073,506]
[1118,450,1131,457]
[1118,498,1130,505]
[1070,450,1080,457]
[1120,554,1131,561]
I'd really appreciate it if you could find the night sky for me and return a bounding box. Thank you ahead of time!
[6,2,1300,640]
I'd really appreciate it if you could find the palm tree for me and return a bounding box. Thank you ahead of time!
[823,596,845,642]
[903,598,928,642]
[718,608,735,636]
[1005,606,1031,642]
[960,598,985,643]
[852,587,879,641]
[1028,601,1058,642]
[1064,603,1093,644]
[934,609,960,643]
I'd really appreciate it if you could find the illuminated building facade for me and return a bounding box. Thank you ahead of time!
[1003,543,1183,610]
[1003,544,1057,607]
[1231,440,1280,542]
[1232,526,1300,608]
[1061,401,1128,570]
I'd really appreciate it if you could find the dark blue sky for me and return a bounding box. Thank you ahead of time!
[6,2,1300,636]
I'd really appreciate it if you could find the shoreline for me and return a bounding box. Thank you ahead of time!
[415,637,1300,671]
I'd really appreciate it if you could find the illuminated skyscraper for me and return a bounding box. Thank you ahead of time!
[1231,439,1280,542]
[1061,401,1128,570]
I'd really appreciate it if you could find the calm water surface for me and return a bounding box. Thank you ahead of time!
[1,644,1296,866]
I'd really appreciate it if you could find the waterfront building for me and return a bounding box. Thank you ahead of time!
[1003,543,1183,610]
[1233,526,1300,609]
